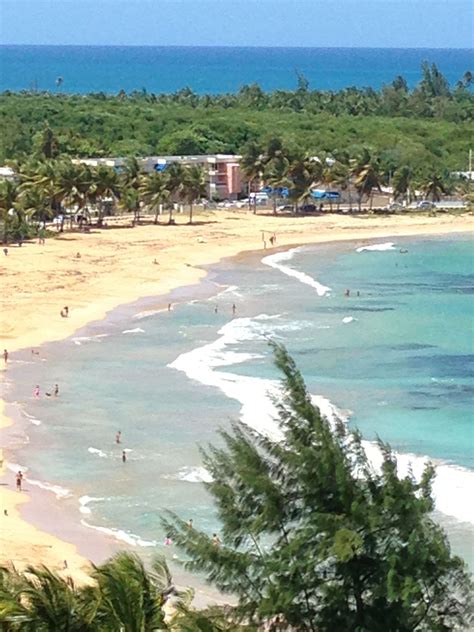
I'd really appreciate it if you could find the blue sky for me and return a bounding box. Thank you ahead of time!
[0,0,472,48]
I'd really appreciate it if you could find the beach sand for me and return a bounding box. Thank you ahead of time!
[1,209,472,584]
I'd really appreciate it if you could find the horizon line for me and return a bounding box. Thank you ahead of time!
[1,44,472,51]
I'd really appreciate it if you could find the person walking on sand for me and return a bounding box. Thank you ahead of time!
[3,247,8,256]
[122,450,127,463]
[168,303,172,312]
[3,349,8,365]
[16,471,23,491]
[116,431,122,444]
[34,385,40,398]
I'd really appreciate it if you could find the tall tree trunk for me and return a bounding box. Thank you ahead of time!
[189,201,193,224]
[168,205,174,225]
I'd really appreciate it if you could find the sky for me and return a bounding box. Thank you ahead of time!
[0,0,472,48]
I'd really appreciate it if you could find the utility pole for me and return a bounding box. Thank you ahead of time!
[469,149,472,174]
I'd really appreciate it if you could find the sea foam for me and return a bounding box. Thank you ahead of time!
[122,327,145,334]
[88,447,107,458]
[165,466,213,483]
[356,242,396,252]
[169,315,474,526]
[79,495,105,515]
[262,248,331,296]
[80,519,157,547]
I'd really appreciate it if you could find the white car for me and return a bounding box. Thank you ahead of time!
[417,200,436,209]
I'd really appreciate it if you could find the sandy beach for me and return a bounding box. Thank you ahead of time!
[1,209,473,583]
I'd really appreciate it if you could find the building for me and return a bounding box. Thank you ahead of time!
[74,154,243,200]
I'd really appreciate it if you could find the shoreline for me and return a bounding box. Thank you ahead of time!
[1,210,473,587]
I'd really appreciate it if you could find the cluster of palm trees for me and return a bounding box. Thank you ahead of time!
[0,552,248,631]
[240,139,461,213]
[0,157,208,242]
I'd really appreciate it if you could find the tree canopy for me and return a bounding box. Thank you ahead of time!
[164,344,473,631]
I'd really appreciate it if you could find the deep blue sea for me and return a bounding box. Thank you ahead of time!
[0,46,471,94]
[3,235,474,577]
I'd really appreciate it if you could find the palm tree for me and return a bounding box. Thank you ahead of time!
[93,553,174,631]
[392,165,413,205]
[0,179,18,243]
[55,161,92,230]
[166,163,186,224]
[330,160,353,211]
[286,155,323,211]
[17,185,53,224]
[0,563,98,631]
[240,142,265,214]
[265,154,290,214]
[182,165,207,224]
[422,173,448,202]
[140,172,170,224]
[90,165,119,226]
[119,186,141,225]
[351,149,382,211]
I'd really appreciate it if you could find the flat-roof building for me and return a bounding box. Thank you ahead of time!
[73,154,243,200]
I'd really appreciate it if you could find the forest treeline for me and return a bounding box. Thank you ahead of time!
[0,63,472,170]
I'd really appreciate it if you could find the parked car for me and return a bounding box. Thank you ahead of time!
[277,204,294,213]
[300,204,317,213]
[417,200,436,209]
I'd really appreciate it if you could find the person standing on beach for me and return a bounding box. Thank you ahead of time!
[34,385,40,398]
[16,471,23,491]
[3,349,8,365]
[232,303,236,316]
[54,384,59,397]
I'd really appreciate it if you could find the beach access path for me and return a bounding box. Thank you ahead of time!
[1,209,473,583]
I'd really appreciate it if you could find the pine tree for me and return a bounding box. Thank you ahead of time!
[164,344,473,631]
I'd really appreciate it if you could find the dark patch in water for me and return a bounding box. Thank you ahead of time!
[393,343,436,351]
[410,405,439,411]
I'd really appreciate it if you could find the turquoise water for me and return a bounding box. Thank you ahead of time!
[0,46,471,94]
[4,235,474,566]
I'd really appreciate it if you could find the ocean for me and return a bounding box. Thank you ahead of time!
[0,46,471,94]
[3,235,474,576]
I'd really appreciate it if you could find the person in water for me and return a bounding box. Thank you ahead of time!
[3,349,8,365]
[232,303,236,315]
[34,385,40,398]
[116,431,122,444]
[54,384,59,397]
[344,289,350,297]
[122,450,127,463]
[16,471,23,492]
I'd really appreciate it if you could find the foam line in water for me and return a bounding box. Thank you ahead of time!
[23,411,42,425]
[79,495,105,515]
[170,319,473,525]
[80,519,157,547]
[262,248,331,296]
[122,327,145,334]
[133,308,166,320]
[72,334,110,345]
[165,466,213,483]
[169,315,284,440]
[356,242,396,252]
[88,447,107,458]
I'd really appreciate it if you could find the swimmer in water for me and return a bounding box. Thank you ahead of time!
[232,303,236,315]
[116,431,122,444]
[344,289,350,297]
[122,450,127,463]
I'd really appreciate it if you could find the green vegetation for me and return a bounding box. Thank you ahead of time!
[0,64,472,173]
[164,344,473,630]
[1,347,472,630]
